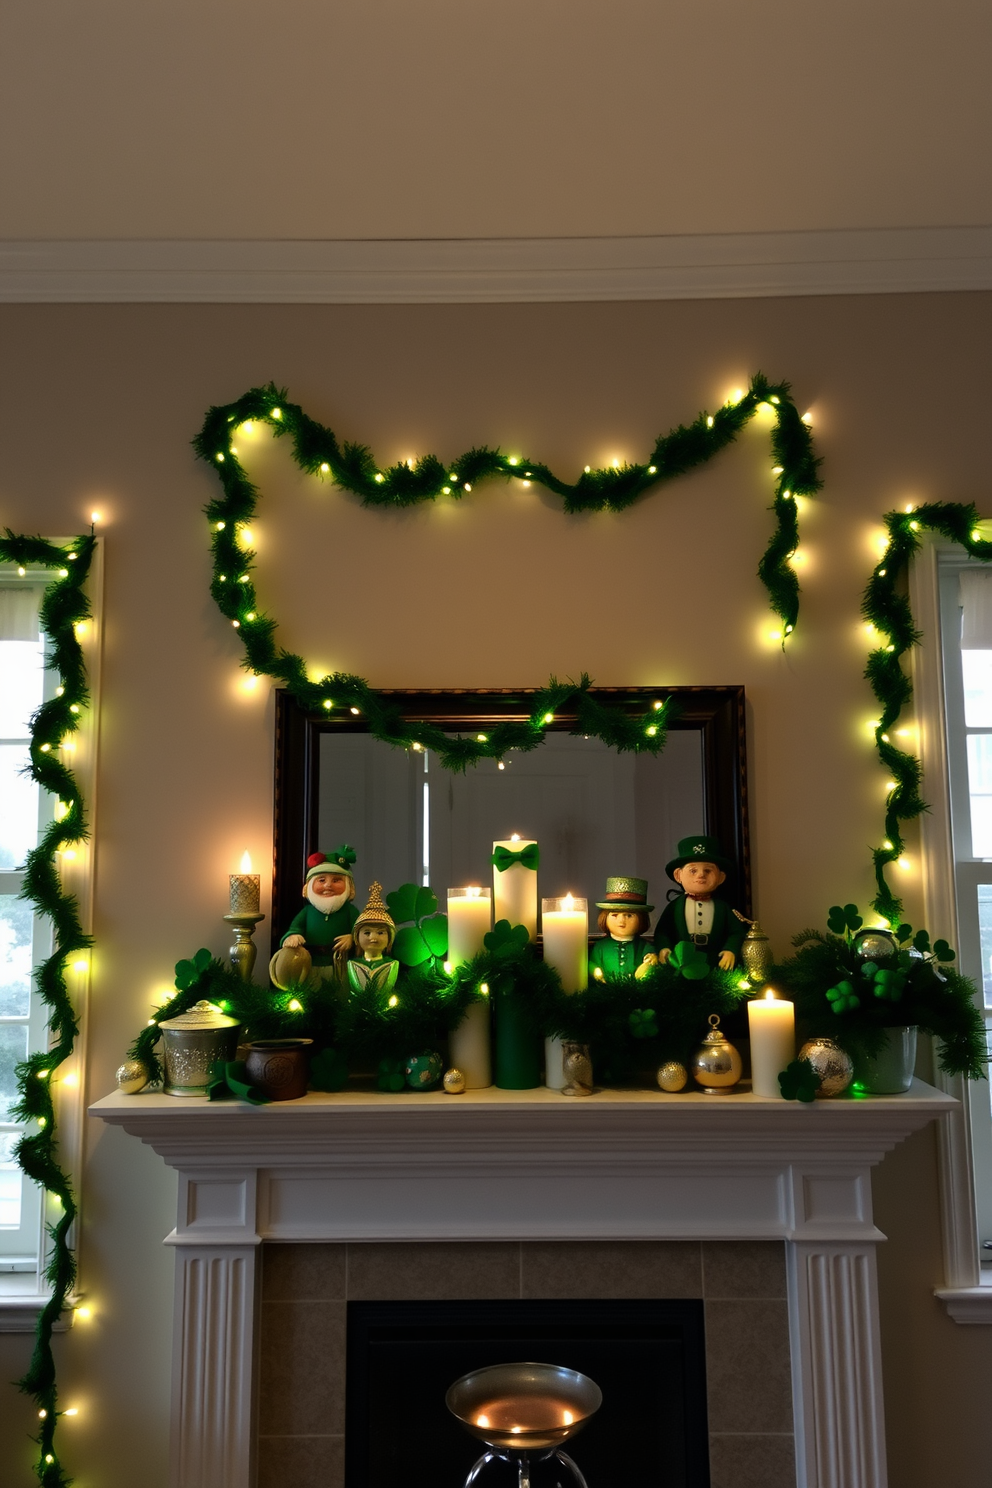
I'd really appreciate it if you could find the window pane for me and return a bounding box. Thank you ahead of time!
[0,745,39,869]
[979,887,992,1007]
[962,651,992,728]
[0,639,44,738]
[0,1025,28,1121]
[966,736,992,856]
[0,896,33,1017]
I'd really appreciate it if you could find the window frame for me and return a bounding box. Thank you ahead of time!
[0,542,101,1331]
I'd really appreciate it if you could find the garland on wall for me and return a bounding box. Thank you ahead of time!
[193,371,821,766]
[861,502,992,924]
[0,530,95,1488]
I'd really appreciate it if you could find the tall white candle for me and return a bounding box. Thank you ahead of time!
[447,886,492,966]
[748,991,795,1098]
[492,835,538,940]
[541,895,588,993]
[542,895,588,1092]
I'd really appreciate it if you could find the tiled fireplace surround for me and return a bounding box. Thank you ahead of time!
[258,1237,794,1488]
[92,1080,955,1488]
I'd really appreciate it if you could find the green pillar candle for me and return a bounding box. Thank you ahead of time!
[494,987,542,1089]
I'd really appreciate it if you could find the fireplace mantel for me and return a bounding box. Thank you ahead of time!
[92,1080,955,1488]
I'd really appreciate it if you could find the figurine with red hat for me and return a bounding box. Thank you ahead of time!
[269,845,359,990]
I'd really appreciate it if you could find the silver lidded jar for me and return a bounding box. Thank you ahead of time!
[159,999,241,1097]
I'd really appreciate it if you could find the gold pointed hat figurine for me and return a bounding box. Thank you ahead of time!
[352,881,396,946]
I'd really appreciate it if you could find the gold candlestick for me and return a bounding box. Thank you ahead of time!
[223,912,265,981]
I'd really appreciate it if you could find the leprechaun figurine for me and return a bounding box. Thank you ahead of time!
[654,835,744,971]
[346,882,400,996]
[269,845,360,991]
[589,877,659,981]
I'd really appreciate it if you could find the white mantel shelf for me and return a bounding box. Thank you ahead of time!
[90,1079,956,1488]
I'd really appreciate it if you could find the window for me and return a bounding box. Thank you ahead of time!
[938,557,992,1256]
[0,578,55,1281]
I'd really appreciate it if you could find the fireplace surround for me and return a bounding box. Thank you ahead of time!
[91,1079,955,1488]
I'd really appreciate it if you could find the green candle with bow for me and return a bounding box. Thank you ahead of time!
[491,835,539,941]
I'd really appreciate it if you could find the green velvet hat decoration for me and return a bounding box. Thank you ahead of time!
[665,835,734,879]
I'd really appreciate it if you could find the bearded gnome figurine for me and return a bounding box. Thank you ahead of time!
[269,846,360,991]
[653,835,743,971]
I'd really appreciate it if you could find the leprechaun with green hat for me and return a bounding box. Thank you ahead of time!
[588,877,659,981]
[653,835,744,971]
[269,846,360,990]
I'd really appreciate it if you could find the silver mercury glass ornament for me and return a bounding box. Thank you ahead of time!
[692,1014,743,1094]
[159,999,242,1097]
[798,1037,854,1098]
[851,927,898,965]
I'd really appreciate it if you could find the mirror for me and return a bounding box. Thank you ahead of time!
[272,687,750,940]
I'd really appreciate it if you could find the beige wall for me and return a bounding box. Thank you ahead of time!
[0,293,990,1484]
[1,0,990,240]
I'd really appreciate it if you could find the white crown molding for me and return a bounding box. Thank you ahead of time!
[1,226,990,304]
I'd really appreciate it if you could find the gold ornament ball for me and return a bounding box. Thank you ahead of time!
[798,1038,854,1098]
[656,1061,688,1093]
[116,1059,149,1095]
[443,1067,466,1094]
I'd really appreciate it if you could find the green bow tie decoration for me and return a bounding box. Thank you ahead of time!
[491,842,540,873]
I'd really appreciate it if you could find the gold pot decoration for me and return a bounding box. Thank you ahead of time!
[692,1014,743,1094]
[159,1000,241,1097]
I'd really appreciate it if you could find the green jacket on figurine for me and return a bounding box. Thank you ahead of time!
[281,900,359,965]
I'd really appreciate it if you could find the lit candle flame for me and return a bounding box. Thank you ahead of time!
[764,988,777,1001]
[467,886,481,897]
[511,832,520,842]
[563,892,574,911]
[240,850,252,873]
[563,1411,573,1425]
[476,1414,489,1428]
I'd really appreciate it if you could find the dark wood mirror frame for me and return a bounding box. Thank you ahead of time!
[272,686,750,939]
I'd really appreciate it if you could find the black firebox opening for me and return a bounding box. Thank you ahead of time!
[345,1298,710,1488]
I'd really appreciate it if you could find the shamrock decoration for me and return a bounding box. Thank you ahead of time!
[386,883,448,968]
[827,904,863,938]
[668,940,709,980]
[871,967,907,1002]
[309,1047,349,1092]
[174,947,212,990]
[825,979,860,1014]
[376,1057,406,1092]
[483,919,531,958]
[778,1058,821,1103]
[628,1008,659,1040]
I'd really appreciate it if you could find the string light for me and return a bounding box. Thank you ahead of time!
[287,998,302,1012]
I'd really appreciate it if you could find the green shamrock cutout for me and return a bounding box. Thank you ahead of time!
[872,967,906,1002]
[484,920,531,958]
[827,903,863,937]
[669,940,710,980]
[309,1047,349,1092]
[174,947,213,990]
[778,1059,821,1102]
[376,1057,406,1092]
[628,1008,659,1040]
[386,883,449,968]
[826,979,860,1014]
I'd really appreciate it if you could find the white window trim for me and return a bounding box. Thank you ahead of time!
[909,537,992,1321]
[0,538,102,1332]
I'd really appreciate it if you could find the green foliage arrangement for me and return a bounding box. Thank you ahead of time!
[193,373,821,773]
[0,531,95,1488]
[772,906,986,1079]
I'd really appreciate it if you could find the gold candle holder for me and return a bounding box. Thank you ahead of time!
[223,912,265,981]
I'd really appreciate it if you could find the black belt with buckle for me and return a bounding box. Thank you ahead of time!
[691,933,710,946]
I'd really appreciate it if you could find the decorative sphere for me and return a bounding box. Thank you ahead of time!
[404,1051,443,1090]
[852,929,898,964]
[443,1067,466,1094]
[116,1059,149,1095]
[798,1037,854,1098]
[656,1061,688,1092]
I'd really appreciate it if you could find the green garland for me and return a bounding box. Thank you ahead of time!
[193,372,821,766]
[128,942,748,1091]
[861,502,992,923]
[0,531,95,1488]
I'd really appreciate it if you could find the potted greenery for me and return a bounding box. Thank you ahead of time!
[771,903,986,1092]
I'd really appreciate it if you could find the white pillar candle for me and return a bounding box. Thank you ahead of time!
[492,836,539,940]
[447,886,492,966]
[449,996,492,1089]
[541,895,588,994]
[748,991,796,1098]
[542,895,588,1092]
